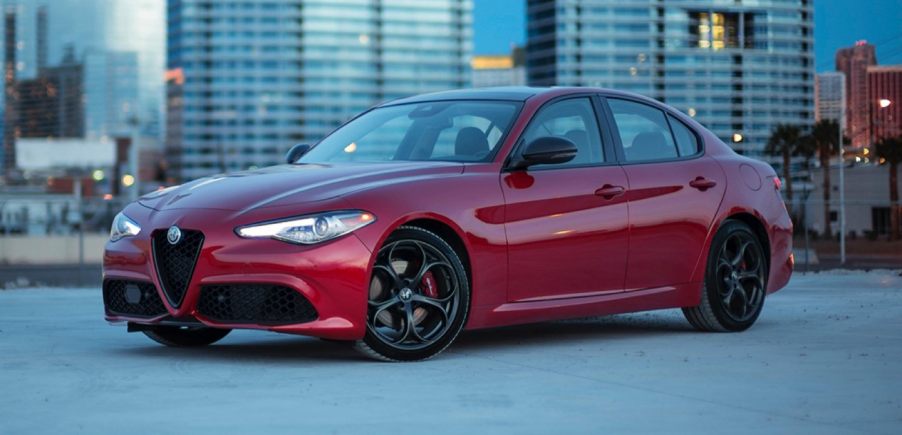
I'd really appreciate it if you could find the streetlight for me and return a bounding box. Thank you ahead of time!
[879,98,892,108]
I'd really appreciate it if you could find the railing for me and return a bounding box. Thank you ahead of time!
[1,194,899,272]
[0,196,129,266]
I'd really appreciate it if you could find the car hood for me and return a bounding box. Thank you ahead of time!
[138,162,464,212]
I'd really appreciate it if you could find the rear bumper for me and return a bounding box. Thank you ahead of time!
[767,206,793,294]
[103,207,373,340]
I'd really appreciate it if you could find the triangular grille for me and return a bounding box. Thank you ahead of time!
[151,229,204,307]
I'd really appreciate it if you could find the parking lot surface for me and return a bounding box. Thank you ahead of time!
[1,270,900,434]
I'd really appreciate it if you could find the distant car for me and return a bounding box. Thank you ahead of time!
[103,87,793,361]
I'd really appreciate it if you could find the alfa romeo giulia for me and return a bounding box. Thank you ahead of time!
[103,87,793,361]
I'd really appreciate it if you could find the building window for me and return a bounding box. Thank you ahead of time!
[872,207,891,235]
[691,12,742,50]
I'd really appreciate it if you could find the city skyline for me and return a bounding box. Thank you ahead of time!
[474,0,902,72]
[1,0,165,138]
[1,0,899,182]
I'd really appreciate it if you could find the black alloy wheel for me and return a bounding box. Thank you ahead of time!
[683,220,768,332]
[355,226,470,361]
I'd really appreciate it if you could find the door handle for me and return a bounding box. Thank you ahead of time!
[689,177,717,191]
[595,184,625,200]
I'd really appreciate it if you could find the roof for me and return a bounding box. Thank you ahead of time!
[383,87,549,105]
[381,86,664,107]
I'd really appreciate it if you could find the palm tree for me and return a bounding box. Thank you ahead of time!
[874,135,902,240]
[806,120,841,238]
[765,124,802,203]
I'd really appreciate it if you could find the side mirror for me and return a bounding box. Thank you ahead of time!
[285,143,311,163]
[510,136,578,170]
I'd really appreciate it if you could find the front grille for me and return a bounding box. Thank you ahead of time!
[197,284,318,325]
[103,280,167,318]
[152,229,204,307]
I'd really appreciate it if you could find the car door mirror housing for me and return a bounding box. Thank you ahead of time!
[285,143,311,163]
[511,137,578,170]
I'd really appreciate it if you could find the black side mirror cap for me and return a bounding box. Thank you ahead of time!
[285,143,311,163]
[510,136,578,170]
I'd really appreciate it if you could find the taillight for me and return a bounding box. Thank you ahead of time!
[772,176,782,191]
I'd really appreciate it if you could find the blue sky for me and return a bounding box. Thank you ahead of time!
[473,0,902,71]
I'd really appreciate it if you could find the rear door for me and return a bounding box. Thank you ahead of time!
[602,97,726,291]
[502,96,630,302]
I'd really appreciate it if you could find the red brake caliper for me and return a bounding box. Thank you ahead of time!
[412,271,439,326]
[420,271,439,298]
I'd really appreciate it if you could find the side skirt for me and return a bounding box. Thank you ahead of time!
[465,282,701,330]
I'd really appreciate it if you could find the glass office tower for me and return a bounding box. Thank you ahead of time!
[166,0,472,180]
[526,0,814,157]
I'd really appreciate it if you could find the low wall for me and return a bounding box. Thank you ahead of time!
[0,235,108,265]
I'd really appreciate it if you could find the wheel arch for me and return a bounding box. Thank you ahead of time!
[399,217,473,290]
[725,212,772,270]
[686,208,773,304]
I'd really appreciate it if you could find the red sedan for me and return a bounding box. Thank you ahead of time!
[103,87,793,361]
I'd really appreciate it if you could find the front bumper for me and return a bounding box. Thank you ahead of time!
[102,206,372,340]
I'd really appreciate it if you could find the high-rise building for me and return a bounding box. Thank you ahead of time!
[816,72,845,124]
[3,6,17,178]
[15,47,85,138]
[103,0,165,138]
[83,50,140,138]
[836,41,877,148]
[166,0,472,181]
[472,46,526,87]
[867,65,901,143]
[525,0,815,157]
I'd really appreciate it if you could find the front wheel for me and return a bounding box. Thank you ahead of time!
[355,226,470,362]
[683,220,768,332]
[142,326,231,347]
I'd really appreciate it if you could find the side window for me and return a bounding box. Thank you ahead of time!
[668,115,701,156]
[520,98,604,168]
[608,98,679,162]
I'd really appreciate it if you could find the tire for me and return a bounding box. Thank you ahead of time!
[683,220,768,332]
[355,226,470,362]
[143,326,231,347]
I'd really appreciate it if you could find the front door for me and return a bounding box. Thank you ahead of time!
[502,97,630,302]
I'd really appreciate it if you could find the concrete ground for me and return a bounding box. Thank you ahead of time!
[1,270,901,434]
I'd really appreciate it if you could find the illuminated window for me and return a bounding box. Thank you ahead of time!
[691,11,742,51]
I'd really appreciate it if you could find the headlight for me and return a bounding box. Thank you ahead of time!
[236,210,375,245]
[110,212,141,242]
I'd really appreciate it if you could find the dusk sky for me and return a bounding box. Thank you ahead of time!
[473,0,902,71]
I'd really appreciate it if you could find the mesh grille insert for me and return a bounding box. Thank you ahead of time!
[197,284,318,325]
[103,280,167,318]
[152,229,204,307]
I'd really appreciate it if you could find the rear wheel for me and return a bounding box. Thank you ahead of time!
[355,226,470,362]
[143,326,231,347]
[683,220,768,332]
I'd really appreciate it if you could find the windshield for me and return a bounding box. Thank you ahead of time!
[298,100,522,164]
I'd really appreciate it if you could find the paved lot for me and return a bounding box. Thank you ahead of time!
[1,270,901,434]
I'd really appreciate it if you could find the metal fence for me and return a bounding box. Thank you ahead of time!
[1,192,899,271]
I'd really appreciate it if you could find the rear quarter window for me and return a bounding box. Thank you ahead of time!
[668,115,701,157]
